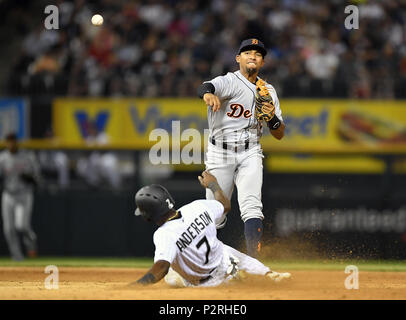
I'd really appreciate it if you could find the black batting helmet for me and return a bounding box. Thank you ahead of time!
[134,184,175,223]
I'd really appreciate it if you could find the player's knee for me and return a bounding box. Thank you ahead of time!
[164,268,187,288]
[15,221,30,233]
[15,226,26,233]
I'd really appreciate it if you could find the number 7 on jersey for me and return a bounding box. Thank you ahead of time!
[196,236,211,264]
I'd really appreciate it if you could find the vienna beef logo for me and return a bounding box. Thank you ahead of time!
[129,104,207,134]
[74,111,109,138]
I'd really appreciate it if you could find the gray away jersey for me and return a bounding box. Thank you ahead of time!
[205,70,282,143]
[0,150,40,194]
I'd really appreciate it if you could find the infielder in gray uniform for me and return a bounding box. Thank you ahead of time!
[0,133,40,261]
[197,39,285,257]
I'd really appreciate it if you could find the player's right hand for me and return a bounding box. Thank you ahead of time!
[198,170,218,188]
[203,93,221,112]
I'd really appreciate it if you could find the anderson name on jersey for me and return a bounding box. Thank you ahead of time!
[175,210,212,252]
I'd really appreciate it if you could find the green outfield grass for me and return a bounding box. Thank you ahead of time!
[263,259,406,272]
[0,257,406,272]
[0,257,153,268]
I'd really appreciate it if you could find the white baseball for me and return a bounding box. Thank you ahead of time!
[91,14,104,26]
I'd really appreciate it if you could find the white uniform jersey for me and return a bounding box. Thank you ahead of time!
[153,200,225,284]
[205,70,282,144]
[0,150,40,194]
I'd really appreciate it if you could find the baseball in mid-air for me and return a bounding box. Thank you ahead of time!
[91,14,104,26]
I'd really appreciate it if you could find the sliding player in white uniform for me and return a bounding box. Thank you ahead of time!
[197,39,285,257]
[0,133,40,261]
[132,171,290,287]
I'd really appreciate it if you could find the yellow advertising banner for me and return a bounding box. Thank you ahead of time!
[53,98,406,153]
[53,98,207,148]
[261,100,406,153]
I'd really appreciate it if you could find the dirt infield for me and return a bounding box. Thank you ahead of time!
[0,267,405,300]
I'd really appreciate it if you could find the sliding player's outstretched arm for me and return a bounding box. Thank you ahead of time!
[198,171,231,214]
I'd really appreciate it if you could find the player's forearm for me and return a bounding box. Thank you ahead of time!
[269,121,285,140]
[208,181,231,214]
[136,260,170,285]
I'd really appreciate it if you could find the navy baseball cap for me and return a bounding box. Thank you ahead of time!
[238,38,267,57]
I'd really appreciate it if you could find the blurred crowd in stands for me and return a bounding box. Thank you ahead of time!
[1,0,406,191]
[4,0,406,99]
[37,148,135,191]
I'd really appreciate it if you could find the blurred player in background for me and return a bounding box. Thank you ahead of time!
[132,171,290,287]
[76,121,122,190]
[0,133,41,261]
[197,39,285,257]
